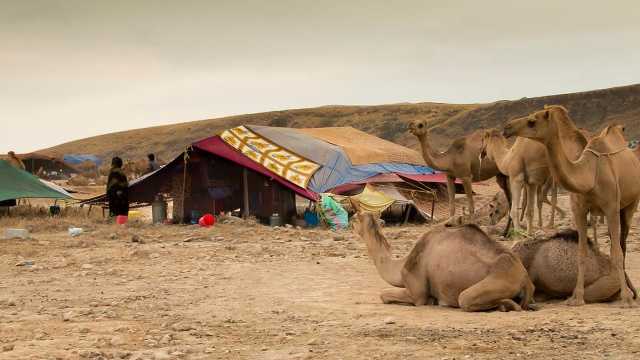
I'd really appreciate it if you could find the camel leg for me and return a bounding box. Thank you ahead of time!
[547,180,558,228]
[566,202,588,306]
[458,254,524,312]
[510,179,523,232]
[583,272,623,303]
[525,183,536,234]
[380,288,414,305]
[401,271,430,306]
[591,214,599,249]
[536,185,544,229]
[495,174,513,236]
[446,175,457,219]
[603,208,635,308]
[462,177,474,217]
[620,200,638,257]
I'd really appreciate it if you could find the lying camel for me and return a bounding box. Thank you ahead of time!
[504,106,640,307]
[512,229,637,303]
[409,121,511,228]
[481,129,561,233]
[352,211,534,311]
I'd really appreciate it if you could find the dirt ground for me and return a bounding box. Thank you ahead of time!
[2,193,640,360]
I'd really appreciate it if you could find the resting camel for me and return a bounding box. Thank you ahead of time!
[481,129,561,233]
[352,211,534,311]
[504,105,640,307]
[409,121,511,226]
[512,229,637,303]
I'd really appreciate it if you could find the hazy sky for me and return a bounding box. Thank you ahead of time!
[1,0,639,153]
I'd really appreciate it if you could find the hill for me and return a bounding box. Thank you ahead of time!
[40,84,640,162]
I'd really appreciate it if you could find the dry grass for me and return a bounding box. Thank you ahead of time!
[0,204,105,233]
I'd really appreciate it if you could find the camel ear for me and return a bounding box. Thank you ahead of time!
[349,198,363,214]
[543,110,550,120]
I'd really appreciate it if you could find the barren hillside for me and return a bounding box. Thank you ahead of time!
[40,84,640,163]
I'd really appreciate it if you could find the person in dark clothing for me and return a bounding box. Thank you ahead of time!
[106,157,129,217]
[147,153,160,174]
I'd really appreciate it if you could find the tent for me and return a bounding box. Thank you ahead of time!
[0,160,73,202]
[82,125,449,224]
[63,154,103,166]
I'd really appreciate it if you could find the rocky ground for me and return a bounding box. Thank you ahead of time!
[1,194,640,360]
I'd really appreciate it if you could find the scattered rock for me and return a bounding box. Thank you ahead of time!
[171,322,195,332]
[110,336,126,346]
[153,350,171,360]
[62,311,73,322]
[81,264,94,270]
[306,338,319,346]
[131,234,143,243]
[2,344,14,352]
[150,253,161,259]
[78,327,90,334]
[333,235,346,241]
[109,233,118,240]
[383,317,396,324]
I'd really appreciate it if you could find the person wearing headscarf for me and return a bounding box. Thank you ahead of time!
[106,156,129,217]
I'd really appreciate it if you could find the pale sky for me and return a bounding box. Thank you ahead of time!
[1,0,639,153]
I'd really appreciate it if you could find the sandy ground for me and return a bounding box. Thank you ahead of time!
[1,193,640,360]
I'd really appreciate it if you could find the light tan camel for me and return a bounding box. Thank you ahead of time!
[512,229,637,303]
[409,121,511,228]
[504,106,640,307]
[7,151,25,170]
[352,211,534,311]
[480,129,560,233]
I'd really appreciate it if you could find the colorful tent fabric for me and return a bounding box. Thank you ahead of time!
[0,160,73,202]
[318,194,349,230]
[220,126,320,188]
[248,125,435,193]
[193,136,319,200]
[349,184,396,214]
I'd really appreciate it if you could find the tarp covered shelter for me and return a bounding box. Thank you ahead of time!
[0,160,73,202]
[83,125,448,224]
[63,154,103,166]
[0,152,78,176]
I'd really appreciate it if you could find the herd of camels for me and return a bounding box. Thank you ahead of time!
[352,105,640,311]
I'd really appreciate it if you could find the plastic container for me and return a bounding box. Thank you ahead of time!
[269,213,282,227]
[198,213,216,227]
[68,227,83,237]
[151,196,168,224]
[116,215,128,225]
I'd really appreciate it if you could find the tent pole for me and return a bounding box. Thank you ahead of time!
[242,168,249,219]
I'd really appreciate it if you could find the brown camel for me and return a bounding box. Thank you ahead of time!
[512,229,637,303]
[409,121,511,227]
[7,151,25,170]
[504,106,640,307]
[481,129,561,233]
[352,211,534,311]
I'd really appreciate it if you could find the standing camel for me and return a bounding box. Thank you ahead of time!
[480,129,561,233]
[504,105,640,307]
[409,121,511,227]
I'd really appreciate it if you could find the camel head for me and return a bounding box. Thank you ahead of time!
[408,119,429,137]
[488,192,509,225]
[8,151,16,157]
[479,128,503,161]
[503,105,568,141]
[351,211,390,250]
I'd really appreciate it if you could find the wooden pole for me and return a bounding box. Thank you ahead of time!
[242,168,250,219]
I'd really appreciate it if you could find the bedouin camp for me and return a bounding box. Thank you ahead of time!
[82,125,455,225]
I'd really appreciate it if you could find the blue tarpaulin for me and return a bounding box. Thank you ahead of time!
[248,125,434,193]
[63,154,102,166]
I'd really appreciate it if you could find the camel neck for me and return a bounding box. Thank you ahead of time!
[362,229,405,287]
[417,133,450,171]
[544,116,595,193]
[488,137,512,175]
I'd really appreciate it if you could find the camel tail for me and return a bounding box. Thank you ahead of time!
[519,277,535,310]
[625,271,638,300]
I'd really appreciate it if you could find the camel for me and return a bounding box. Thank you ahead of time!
[480,129,562,233]
[504,105,640,307]
[512,229,637,303]
[409,121,511,227]
[351,210,534,311]
[6,151,25,170]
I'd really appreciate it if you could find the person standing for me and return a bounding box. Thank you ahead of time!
[147,153,160,174]
[106,157,129,218]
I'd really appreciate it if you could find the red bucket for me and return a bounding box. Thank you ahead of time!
[198,214,216,227]
[116,215,128,225]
